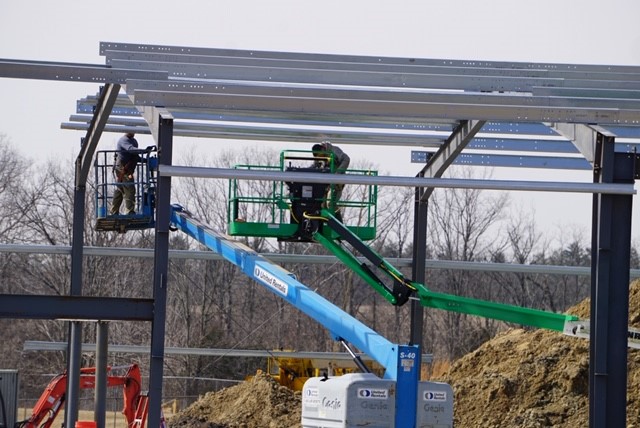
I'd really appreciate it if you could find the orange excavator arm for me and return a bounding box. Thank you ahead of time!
[16,364,142,428]
[118,364,142,424]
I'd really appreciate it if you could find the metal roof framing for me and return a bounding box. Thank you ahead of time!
[57,41,640,172]
[1,41,639,428]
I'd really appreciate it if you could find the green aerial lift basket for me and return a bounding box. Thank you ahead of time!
[227,150,378,242]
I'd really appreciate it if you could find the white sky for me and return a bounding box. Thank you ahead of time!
[0,0,639,243]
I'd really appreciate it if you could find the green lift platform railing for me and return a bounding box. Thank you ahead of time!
[227,149,377,242]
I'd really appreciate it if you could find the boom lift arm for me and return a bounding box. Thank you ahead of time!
[316,209,579,332]
[170,204,421,427]
[314,209,640,348]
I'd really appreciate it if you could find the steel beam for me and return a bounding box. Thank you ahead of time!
[411,151,592,170]
[63,117,640,156]
[3,243,639,277]
[548,123,605,164]
[419,120,486,201]
[76,93,640,139]
[133,89,640,125]
[63,115,446,146]
[75,85,121,187]
[590,134,636,428]
[95,322,108,428]
[0,295,154,320]
[122,78,640,111]
[147,109,174,428]
[0,59,166,83]
[113,58,567,92]
[66,83,120,428]
[105,50,640,86]
[158,165,636,194]
[100,41,640,74]
[410,176,428,353]
[534,86,640,99]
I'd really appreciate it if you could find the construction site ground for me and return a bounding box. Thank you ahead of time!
[167,279,640,428]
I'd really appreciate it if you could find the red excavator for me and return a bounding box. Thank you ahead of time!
[15,364,152,428]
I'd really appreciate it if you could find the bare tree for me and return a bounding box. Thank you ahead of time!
[375,185,415,259]
[425,168,509,359]
[0,135,35,242]
[489,207,548,309]
[530,227,591,311]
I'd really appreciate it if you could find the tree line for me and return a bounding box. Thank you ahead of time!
[0,135,638,406]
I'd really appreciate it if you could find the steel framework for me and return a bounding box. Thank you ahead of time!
[1,41,639,427]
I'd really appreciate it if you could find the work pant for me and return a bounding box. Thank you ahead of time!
[110,167,136,215]
[332,156,350,209]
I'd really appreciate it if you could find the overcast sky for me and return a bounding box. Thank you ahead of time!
[1,0,639,242]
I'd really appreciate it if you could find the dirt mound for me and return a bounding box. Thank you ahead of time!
[168,280,640,427]
[439,279,640,427]
[168,372,301,428]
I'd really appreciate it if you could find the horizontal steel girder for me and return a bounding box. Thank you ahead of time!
[2,244,638,278]
[0,59,167,83]
[62,116,445,146]
[122,78,640,111]
[100,41,640,74]
[74,95,576,135]
[158,165,636,194]
[131,89,640,125]
[23,341,434,363]
[75,94,640,138]
[0,294,154,321]
[105,51,640,84]
[412,151,591,170]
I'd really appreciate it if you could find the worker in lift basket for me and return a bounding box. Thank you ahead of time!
[312,140,350,221]
[110,132,141,215]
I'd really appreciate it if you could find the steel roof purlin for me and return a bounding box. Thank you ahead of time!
[2,41,637,171]
[99,41,640,74]
[0,58,168,83]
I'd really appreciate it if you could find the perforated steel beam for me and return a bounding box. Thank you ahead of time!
[75,93,640,139]
[62,115,446,146]
[411,152,591,170]
[112,58,568,92]
[132,89,640,124]
[122,78,640,111]
[0,59,167,83]
[104,49,640,84]
[100,42,640,74]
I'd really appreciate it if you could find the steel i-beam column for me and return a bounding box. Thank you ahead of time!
[590,132,635,427]
[147,110,174,428]
[65,84,120,428]
[410,173,428,351]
